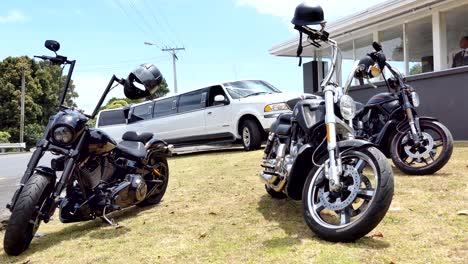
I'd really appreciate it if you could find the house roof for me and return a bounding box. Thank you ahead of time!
[270,0,464,57]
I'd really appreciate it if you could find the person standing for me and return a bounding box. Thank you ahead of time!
[452,36,468,68]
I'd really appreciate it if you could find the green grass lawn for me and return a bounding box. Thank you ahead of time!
[1,144,467,264]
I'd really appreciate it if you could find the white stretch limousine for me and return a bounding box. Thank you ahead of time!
[96,80,307,150]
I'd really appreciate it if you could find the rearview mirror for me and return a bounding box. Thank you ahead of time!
[214,95,226,105]
[45,40,60,53]
[372,41,382,52]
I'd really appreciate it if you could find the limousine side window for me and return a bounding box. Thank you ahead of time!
[129,102,154,123]
[154,97,178,118]
[97,109,126,127]
[178,89,207,113]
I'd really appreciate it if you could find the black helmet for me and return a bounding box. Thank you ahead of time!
[291,2,325,26]
[354,56,381,79]
[124,64,163,100]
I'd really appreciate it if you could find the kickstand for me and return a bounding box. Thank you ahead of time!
[100,206,120,228]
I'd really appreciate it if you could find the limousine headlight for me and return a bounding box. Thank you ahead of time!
[264,103,290,112]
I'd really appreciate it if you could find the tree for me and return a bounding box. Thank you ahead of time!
[410,64,422,75]
[0,56,78,147]
[145,78,170,100]
[0,131,11,143]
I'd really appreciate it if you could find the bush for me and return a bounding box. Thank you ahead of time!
[25,124,45,148]
[0,131,11,143]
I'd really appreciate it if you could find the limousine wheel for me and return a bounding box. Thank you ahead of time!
[241,120,262,151]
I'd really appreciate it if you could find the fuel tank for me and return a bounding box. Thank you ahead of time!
[86,128,117,155]
[367,92,400,114]
[367,92,398,105]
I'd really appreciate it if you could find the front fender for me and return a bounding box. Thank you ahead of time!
[35,166,57,181]
[286,139,374,200]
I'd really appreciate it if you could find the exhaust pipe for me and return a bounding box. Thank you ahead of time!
[259,172,278,184]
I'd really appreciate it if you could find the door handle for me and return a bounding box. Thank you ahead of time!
[207,112,213,115]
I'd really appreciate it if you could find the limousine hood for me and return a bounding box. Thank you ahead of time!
[236,92,313,104]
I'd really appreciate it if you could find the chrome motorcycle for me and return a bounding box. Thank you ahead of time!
[4,40,172,256]
[260,3,394,242]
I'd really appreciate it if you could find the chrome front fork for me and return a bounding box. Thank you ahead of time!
[323,86,342,192]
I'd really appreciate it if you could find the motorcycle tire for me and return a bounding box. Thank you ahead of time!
[4,174,52,256]
[137,157,169,206]
[302,146,394,242]
[390,121,453,175]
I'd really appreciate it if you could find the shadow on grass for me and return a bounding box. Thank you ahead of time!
[1,204,158,261]
[390,165,453,177]
[256,195,390,250]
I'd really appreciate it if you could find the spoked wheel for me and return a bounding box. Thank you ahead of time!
[137,157,169,206]
[302,147,394,242]
[390,121,453,175]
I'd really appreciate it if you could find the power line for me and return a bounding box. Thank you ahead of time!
[150,1,184,47]
[128,0,167,48]
[141,0,179,47]
[113,0,164,49]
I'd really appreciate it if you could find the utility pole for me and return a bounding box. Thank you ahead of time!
[162,47,185,94]
[20,66,25,146]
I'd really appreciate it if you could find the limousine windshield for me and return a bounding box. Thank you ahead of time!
[224,80,281,99]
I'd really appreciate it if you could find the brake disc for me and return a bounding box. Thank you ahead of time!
[403,132,434,159]
[318,166,361,211]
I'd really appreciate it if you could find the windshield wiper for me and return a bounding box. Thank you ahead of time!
[244,92,270,98]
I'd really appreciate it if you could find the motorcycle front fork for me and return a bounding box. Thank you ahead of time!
[323,87,343,192]
[406,108,422,145]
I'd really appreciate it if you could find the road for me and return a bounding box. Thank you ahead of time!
[0,152,54,219]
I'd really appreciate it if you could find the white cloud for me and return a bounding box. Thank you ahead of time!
[0,10,27,24]
[236,0,388,25]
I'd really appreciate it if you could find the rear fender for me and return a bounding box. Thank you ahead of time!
[286,139,374,200]
[145,138,173,157]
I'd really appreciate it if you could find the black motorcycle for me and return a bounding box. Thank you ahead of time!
[4,40,172,256]
[261,4,394,242]
[346,42,453,175]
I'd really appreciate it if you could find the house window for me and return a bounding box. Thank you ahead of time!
[446,4,468,69]
[380,25,405,76]
[407,16,434,75]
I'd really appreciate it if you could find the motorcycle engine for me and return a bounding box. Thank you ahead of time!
[111,174,148,208]
[79,157,115,189]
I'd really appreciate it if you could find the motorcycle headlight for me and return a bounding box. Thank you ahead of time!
[52,126,74,145]
[339,95,357,120]
[264,103,290,112]
[411,91,420,107]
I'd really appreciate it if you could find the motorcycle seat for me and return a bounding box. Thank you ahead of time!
[122,131,154,144]
[117,141,147,159]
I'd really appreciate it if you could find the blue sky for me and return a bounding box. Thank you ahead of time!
[0,0,386,112]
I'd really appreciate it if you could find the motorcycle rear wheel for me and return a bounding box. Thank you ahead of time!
[137,157,169,206]
[302,146,393,242]
[3,174,52,256]
[390,121,453,175]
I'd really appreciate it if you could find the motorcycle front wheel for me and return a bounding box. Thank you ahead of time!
[4,174,52,256]
[302,146,394,242]
[390,120,453,175]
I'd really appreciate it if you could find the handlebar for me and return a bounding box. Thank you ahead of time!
[34,55,69,65]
